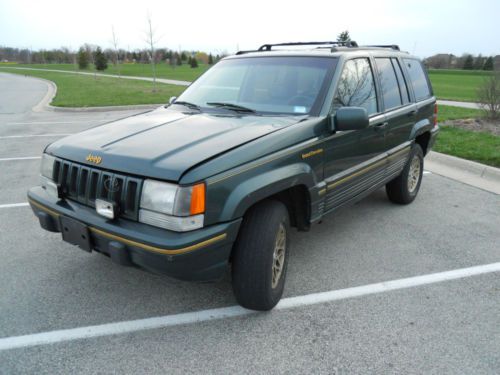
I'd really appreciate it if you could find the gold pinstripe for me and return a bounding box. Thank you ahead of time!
[326,146,411,191]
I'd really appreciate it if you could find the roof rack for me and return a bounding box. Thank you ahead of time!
[235,41,402,55]
[236,41,359,55]
[258,41,359,51]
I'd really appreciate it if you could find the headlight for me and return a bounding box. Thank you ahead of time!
[40,154,61,199]
[139,180,206,232]
[40,153,56,180]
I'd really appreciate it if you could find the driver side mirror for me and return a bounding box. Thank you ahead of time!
[329,107,369,131]
[169,96,177,104]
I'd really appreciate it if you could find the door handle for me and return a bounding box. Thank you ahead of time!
[374,122,388,130]
[408,110,417,116]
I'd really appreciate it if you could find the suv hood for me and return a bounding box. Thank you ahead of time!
[46,107,299,181]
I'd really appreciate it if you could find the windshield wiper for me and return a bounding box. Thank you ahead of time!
[170,101,201,111]
[206,102,256,113]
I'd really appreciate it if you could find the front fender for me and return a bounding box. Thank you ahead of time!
[218,163,316,222]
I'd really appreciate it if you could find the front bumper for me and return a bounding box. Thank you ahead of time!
[28,186,241,282]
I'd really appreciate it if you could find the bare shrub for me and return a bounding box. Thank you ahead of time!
[478,72,500,120]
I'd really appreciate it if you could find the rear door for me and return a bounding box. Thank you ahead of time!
[374,57,416,150]
[373,57,417,179]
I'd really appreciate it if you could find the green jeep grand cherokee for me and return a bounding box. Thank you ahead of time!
[28,41,439,311]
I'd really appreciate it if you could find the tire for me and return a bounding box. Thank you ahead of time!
[231,200,290,311]
[386,144,424,205]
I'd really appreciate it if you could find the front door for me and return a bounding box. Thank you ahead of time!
[322,57,387,212]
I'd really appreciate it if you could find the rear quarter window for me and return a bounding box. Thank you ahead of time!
[403,58,431,101]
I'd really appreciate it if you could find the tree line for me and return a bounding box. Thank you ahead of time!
[424,53,498,70]
[0,45,222,67]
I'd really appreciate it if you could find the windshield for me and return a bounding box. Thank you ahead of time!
[175,57,337,115]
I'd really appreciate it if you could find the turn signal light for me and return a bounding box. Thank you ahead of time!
[190,183,206,215]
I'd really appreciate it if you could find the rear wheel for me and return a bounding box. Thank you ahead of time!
[231,200,290,311]
[386,144,424,204]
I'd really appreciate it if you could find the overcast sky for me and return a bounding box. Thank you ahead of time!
[1,0,499,57]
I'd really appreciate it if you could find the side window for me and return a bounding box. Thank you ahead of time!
[333,58,377,116]
[392,58,410,104]
[375,58,402,110]
[403,58,431,101]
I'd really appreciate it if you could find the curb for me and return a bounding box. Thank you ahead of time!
[427,152,500,182]
[31,77,57,112]
[426,151,500,194]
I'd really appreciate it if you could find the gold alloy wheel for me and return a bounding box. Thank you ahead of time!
[407,155,421,193]
[271,223,286,289]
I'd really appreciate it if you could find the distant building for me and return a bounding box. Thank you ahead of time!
[424,54,459,69]
[494,55,500,71]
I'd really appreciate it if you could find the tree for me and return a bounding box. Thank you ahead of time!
[477,72,500,119]
[190,56,198,68]
[463,54,474,70]
[473,54,484,70]
[144,13,161,91]
[484,56,494,71]
[110,26,121,77]
[208,53,214,65]
[93,47,108,71]
[77,47,89,69]
[180,51,187,61]
[176,52,182,66]
[337,30,351,42]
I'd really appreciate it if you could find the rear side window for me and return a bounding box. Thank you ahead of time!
[375,58,402,110]
[403,58,431,101]
[392,59,410,104]
[333,58,378,116]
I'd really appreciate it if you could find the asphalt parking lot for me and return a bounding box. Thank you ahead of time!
[1,72,499,374]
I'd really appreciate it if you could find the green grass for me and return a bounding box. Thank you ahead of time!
[438,105,484,122]
[0,62,209,82]
[0,68,186,107]
[428,69,494,102]
[435,106,499,168]
[433,126,500,167]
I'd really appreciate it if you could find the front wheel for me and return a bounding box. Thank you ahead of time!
[386,144,424,204]
[231,200,290,311]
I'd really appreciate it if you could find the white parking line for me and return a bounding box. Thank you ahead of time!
[0,261,498,351]
[7,121,95,125]
[0,156,41,162]
[0,134,71,139]
[0,203,29,209]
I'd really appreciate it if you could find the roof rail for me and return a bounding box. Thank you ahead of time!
[364,44,400,51]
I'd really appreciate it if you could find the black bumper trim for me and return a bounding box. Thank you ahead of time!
[28,197,228,256]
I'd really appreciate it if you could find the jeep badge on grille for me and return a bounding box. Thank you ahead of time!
[86,154,102,164]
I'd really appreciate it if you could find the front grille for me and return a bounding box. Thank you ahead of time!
[52,158,143,220]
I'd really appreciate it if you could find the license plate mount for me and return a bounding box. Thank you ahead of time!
[60,216,92,252]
